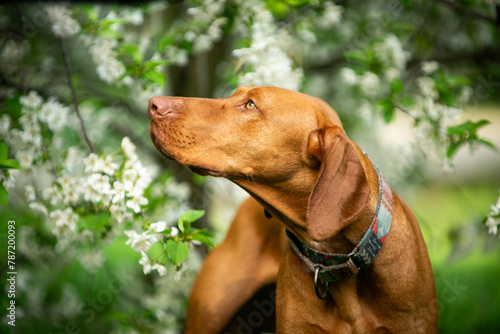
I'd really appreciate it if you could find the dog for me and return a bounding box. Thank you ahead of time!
[148,86,438,333]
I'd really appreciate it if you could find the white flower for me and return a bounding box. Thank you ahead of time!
[339,68,357,86]
[124,230,158,252]
[79,251,104,273]
[22,125,43,148]
[384,68,401,82]
[25,185,36,202]
[84,153,104,173]
[373,35,407,73]
[153,263,167,276]
[110,204,133,224]
[139,251,152,274]
[0,114,11,133]
[165,46,189,67]
[102,156,118,175]
[170,226,179,237]
[19,91,43,109]
[486,216,498,235]
[49,208,78,239]
[44,5,81,37]
[416,76,438,100]
[87,173,112,195]
[149,221,168,233]
[64,147,84,174]
[165,179,191,202]
[491,202,500,216]
[63,186,80,205]
[112,181,126,203]
[42,185,63,206]
[29,202,48,216]
[193,35,214,53]
[96,59,126,84]
[359,72,380,97]
[121,8,144,26]
[231,1,303,91]
[15,150,32,170]
[421,61,439,75]
[126,195,148,213]
[39,99,70,132]
[81,35,125,83]
[318,3,343,29]
[121,137,138,161]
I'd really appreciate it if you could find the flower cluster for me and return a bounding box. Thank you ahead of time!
[5,91,69,171]
[44,4,81,37]
[486,193,500,235]
[232,0,303,91]
[80,35,126,84]
[185,0,228,53]
[405,63,463,171]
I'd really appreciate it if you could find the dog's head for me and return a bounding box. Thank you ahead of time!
[148,86,370,242]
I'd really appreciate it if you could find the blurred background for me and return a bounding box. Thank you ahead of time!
[0,1,499,333]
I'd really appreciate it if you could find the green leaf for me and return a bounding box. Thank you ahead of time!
[391,79,403,95]
[447,120,490,135]
[80,5,99,22]
[98,27,122,39]
[379,99,394,123]
[98,18,127,27]
[0,183,8,206]
[166,239,189,265]
[80,213,109,232]
[143,60,170,69]
[477,138,496,151]
[190,229,216,248]
[122,44,142,63]
[0,142,7,161]
[446,141,462,158]
[344,49,367,62]
[179,210,205,233]
[157,34,176,53]
[0,159,22,170]
[144,69,166,87]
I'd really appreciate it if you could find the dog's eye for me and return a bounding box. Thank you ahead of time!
[245,101,257,110]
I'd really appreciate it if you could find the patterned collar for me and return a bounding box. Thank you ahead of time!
[286,160,394,298]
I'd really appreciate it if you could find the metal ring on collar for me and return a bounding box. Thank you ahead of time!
[314,266,329,300]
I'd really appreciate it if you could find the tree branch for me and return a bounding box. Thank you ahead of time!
[16,4,28,95]
[59,36,97,154]
[436,0,496,24]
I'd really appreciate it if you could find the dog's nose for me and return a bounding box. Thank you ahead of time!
[148,96,171,118]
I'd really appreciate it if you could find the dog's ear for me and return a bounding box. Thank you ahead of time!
[306,126,370,242]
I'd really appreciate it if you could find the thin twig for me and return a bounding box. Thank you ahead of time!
[436,0,496,24]
[16,4,28,95]
[59,36,97,154]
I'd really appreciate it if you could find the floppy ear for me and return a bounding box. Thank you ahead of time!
[306,126,370,242]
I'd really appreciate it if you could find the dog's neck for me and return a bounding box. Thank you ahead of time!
[233,145,379,254]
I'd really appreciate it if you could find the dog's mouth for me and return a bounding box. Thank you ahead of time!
[188,165,225,177]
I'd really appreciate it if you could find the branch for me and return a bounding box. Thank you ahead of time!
[16,4,28,95]
[436,0,497,24]
[59,36,97,154]
[408,47,500,68]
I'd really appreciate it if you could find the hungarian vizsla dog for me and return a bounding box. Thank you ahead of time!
[148,86,438,333]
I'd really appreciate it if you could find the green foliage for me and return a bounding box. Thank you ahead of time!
[0,141,22,206]
[165,210,215,266]
[166,239,190,265]
[447,120,495,158]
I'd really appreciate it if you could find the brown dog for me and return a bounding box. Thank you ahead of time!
[148,86,438,333]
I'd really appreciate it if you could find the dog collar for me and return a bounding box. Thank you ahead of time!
[286,160,393,298]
